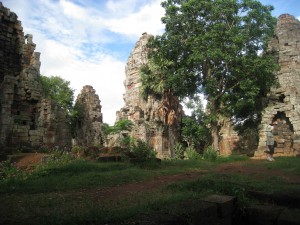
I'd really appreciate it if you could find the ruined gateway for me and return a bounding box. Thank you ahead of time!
[254,14,300,158]
[1,1,300,158]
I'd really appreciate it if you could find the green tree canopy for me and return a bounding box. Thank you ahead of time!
[141,0,277,149]
[40,75,75,111]
[103,119,134,135]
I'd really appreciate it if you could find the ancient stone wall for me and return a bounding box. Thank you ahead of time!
[0,3,71,152]
[255,14,300,158]
[38,99,72,148]
[74,85,104,146]
[115,33,183,158]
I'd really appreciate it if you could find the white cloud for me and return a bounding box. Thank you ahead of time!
[36,35,125,125]
[60,0,87,20]
[107,0,165,38]
[2,0,165,125]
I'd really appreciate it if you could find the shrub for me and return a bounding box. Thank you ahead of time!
[185,146,201,160]
[174,142,185,160]
[0,160,20,180]
[203,146,218,161]
[71,145,87,158]
[129,140,157,164]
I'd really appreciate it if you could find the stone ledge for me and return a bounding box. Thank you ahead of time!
[202,194,237,218]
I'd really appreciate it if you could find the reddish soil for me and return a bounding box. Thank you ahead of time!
[12,153,300,200]
[12,153,47,170]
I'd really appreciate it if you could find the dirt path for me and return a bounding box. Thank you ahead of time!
[12,153,300,201]
[215,159,300,184]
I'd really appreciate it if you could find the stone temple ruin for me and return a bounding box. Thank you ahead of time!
[74,85,104,146]
[0,3,72,152]
[0,3,105,153]
[1,1,300,159]
[115,33,184,158]
[255,14,300,158]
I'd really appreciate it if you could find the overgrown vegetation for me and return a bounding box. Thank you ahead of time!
[39,75,75,112]
[141,0,278,150]
[0,156,299,225]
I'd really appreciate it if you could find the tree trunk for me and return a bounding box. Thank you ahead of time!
[209,98,219,151]
[211,121,219,151]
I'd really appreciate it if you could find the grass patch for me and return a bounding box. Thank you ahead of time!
[265,156,300,174]
[0,155,299,225]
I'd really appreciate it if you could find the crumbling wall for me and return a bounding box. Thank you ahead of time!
[255,14,300,158]
[38,99,72,148]
[115,33,184,158]
[0,3,71,152]
[74,85,104,146]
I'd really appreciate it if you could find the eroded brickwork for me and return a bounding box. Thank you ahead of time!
[115,33,184,158]
[0,3,71,152]
[74,85,104,146]
[255,14,300,158]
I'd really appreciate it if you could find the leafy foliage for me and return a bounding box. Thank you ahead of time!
[143,0,277,149]
[174,142,185,160]
[103,119,134,135]
[129,140,157,164]
[185,146,201,160]
[39,75,75,111]
[0,160,21,181]
[203,146,218,161]
[181,116,211,148]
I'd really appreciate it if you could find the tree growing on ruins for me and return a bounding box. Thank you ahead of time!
[141,0,277,150]
[39,75,75,112]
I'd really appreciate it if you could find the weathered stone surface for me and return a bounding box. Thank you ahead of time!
[74,85,104,146]
[219,117,239,155]
[114,33,184,158]
[0,3,71,152]
[255,14,300,158]
[38,99,72,148]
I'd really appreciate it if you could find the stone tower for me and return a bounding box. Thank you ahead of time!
[115,33,184,158]
[255,14,300,158]
[74,85,104,146]
[0,3,71,152]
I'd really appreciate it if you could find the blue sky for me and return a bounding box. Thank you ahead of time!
[2,0,299,124]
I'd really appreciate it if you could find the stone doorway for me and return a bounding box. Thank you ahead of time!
[271,112,294,155]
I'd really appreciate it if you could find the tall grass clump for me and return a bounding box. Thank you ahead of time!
[174,142,185,160]
[185,146,201,160]
[203,146,218,161]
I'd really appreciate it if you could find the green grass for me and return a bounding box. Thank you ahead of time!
[0,155,299,225]
[0,157,231,194]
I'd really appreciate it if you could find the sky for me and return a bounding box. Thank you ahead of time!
[2,0,300,125]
